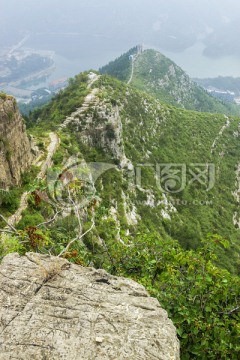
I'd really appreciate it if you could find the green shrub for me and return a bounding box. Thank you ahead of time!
[92,232,240,359]
[0,234,25,258]
[0,189,20,213]
[0,92,7,100]
[17,213,45,230]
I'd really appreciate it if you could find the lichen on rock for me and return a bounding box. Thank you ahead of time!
[0,252,180,359]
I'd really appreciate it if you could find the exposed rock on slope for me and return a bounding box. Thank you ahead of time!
[0,95,32,189]
[0,253,180,360]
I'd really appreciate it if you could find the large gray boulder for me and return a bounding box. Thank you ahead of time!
[0,253,180,359]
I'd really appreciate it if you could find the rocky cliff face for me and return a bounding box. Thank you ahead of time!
[0,95,32,189]
[0,253,180,360]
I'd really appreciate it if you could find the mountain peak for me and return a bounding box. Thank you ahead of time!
[100,47,239,115]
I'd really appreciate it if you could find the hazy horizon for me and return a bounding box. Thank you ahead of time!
[1,0,240,78]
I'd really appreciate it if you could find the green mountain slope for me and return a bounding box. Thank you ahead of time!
[100,48,239,115]
[26,73,240,274]
[1,73,240,358]
[99,46,137,82]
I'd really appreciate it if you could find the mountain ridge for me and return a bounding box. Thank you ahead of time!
[1,70,240,358]
[27,73,240,274]
[100,47,240,115]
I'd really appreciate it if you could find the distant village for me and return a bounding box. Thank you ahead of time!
[206,88,240,105]
[31,78,69,102]
[0,46,69,106]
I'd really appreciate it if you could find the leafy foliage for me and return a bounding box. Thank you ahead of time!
[93,232,240,359]
[0,234,25,258]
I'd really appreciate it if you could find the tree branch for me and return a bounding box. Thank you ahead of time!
[0,229,16,234]
[219,306,240,315]
[37,210,62,228]
[0,214,18,233]
[58,215,95,257]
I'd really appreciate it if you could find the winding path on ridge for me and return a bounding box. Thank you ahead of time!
[5,74,100,228]
[6,132,59,228]
[127,55,138,85]
[60,74,100,129]
[209,116,240,228]
[233,164,240,228]
[211,116,230,154]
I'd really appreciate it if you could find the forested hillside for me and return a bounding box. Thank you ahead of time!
[100,48,240,115]
[1,72,239,359]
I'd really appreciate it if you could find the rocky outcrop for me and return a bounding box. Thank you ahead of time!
[61,86,133,169]
[0,253,180,360]
[0,95,32,189]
